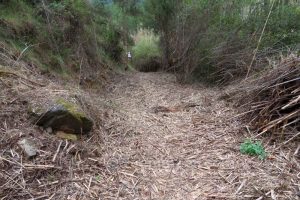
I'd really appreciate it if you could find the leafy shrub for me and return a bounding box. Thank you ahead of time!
[49,2,66,12]
[132,28,161,71]
[240,139,267,160]
[0,0,128,78]
[102,23,123,62]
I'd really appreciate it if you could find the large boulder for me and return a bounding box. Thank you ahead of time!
[34,99,93,134]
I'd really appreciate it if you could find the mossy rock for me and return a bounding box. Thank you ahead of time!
[56,131,78,141]
[36,100,93,134]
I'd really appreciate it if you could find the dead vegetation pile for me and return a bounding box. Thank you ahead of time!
[211,39,273,84]
[235,54,299,140]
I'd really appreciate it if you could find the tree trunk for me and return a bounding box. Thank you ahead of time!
[162,28,171,70]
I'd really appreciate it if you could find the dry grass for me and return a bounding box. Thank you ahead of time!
[210,40,290,85]
[0,50,299,199]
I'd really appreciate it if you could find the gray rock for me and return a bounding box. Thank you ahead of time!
[35,100,93,134]
[18,139,38,158]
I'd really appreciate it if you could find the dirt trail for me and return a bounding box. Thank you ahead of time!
[98,72,298,200]
[1,68,298,199]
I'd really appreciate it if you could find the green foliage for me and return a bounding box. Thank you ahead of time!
[49,1,66,12]
[143,0,182,68]
[141,0,300,82]
[106,3,142,37]
[0,0,127,76]
[132,29,161,69]
[0,0,37,40]
[96,2,144,60]
[2,0,298,81]
[143,0,178,28]
[240,139,267,160]
[102,23,123,61]
[113,0,142,16]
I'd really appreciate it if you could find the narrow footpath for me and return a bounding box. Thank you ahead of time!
[96,72,297,199]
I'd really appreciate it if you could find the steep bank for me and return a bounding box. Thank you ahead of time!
[0,0,123,84]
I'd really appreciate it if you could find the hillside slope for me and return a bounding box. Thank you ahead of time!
[0,0,123,83]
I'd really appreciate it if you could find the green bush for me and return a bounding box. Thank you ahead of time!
[132,29,161,71]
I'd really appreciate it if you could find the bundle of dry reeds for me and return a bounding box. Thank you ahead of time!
[211,40,259,84]
[210,40,288,84]
[237,54,299,139]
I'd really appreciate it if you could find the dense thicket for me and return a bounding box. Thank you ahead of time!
[1,0,299,84]
[131,28,161,72]
[142,0,300,82]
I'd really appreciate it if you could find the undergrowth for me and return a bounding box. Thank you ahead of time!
[240,139,267,160]
[0,0,125,81]
[132,28,161,71]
